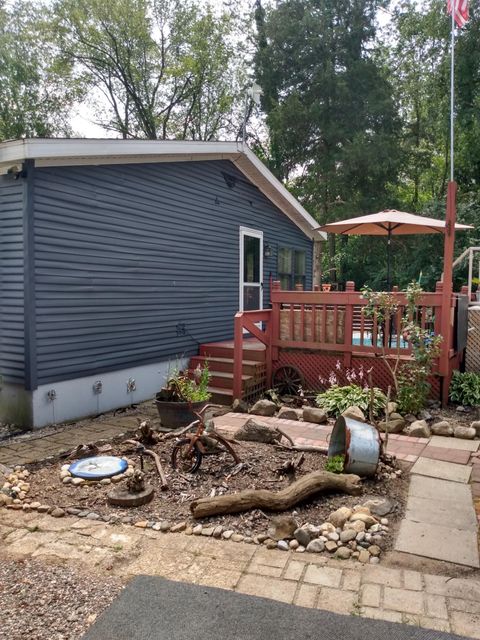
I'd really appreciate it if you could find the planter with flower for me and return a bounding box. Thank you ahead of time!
[155,364,211,429]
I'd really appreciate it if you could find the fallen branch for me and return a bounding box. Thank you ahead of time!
[190,470,362,519]
[276,427,294,447]
[124,439,168,490]
[275,443,328,454]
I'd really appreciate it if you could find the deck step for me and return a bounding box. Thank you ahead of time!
[190,355,262,376]
[206,386,234,405]
[199,340,266,362]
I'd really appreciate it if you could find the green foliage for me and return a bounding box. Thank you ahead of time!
[325,455,345,474]
[316,384,386,418]
[165,364,211,403]
[53,0,246,139]
[449,371,480,407]
[361,282,441,413]
[0,1,78,141]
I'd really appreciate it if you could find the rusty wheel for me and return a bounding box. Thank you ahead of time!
[171,438,203,473]
[272,365,305,396]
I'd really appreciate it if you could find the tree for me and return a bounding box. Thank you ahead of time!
[254,0,402,283]
[54,0,246,140]
[0,0,76,141]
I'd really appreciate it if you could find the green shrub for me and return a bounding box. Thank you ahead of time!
[449,371,480,407]
[315,384,386,417]
[325,455,345,474]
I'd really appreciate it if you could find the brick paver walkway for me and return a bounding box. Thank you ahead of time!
[1,510,480,637]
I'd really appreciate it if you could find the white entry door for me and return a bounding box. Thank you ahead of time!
[239,227,263,311]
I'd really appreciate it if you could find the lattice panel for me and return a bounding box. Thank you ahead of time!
[275,351,441,400]
[466,309,480,373]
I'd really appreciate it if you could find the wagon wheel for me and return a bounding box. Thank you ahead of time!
[272,365,305,396]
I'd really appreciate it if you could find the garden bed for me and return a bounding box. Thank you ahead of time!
[22,435,408,552]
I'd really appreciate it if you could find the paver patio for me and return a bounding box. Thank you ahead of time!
[1,509,480,637]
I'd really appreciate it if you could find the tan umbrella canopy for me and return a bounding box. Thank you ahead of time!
[317,209,473,289]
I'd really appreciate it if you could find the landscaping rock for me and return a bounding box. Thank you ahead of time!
[294,528,311,547]
[171,522,187,533]
[471,421,480,437]
[71,477,85,486]
[212,525,223,538]
[267,515,298,541]
[277,540,290,551]
[418,409,433,422]
[234,419,280,444]
[377,418,405,434]
[340,529,357,543]
[277,407,299,420]
[405,419,430,438]
[368,545,381,557]
[266,540,277,549]
[192,524,203,535]
[232,399,249,413]
[341,406,365,422]
[50,507,65,518]
[249,399,277,417]
[349,513,378,528]
[325,541,338,552]
[344,520,366,533]
[302,407,328,424]
[319,522,336,534]
[335,547,352,560]
[37,505,50,513]
[404,414,417,424]
[231,533,244,543]
[362,497,396,517]
[386,402,398,416]
[289,539,299,550]
[306,539,325,553]
[222,530,234,540]
[358,549,371,563]
[328,506,352,529]
[431,421,454,437]
[201,527,214,537]
[454,425,476,440]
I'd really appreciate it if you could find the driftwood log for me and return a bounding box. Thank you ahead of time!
[190,470,362,519]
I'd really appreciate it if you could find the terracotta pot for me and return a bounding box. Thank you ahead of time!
[321,283,332,292]
[154,398,206,430]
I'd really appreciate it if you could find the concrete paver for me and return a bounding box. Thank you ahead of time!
[405,495,478,531]
[396,519,480,567]
[429,435,480,452]
[410,456,472,483]
[409,474,473,502]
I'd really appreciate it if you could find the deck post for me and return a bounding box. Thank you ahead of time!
[233,312,244,400]
[439,181,457,405]
[343,281,355,368]
[271,280,281,361]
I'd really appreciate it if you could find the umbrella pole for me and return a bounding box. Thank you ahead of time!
[386,228,392,291]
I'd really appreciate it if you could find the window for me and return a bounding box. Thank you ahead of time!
[278,248,306,290]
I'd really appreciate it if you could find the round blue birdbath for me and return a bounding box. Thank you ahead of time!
[69,456,128,480]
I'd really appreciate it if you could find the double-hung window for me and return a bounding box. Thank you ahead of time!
[278,248,306,290]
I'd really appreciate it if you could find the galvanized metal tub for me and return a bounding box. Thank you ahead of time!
[328,416,380,477]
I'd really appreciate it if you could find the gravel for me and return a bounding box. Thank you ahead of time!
[0,556,124,640]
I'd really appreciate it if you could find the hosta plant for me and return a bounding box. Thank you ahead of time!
[449,371,480,407]
[316,384,386,417]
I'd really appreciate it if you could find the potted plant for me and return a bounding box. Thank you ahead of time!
[155,364,211,430]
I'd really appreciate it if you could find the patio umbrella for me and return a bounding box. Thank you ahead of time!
[317,209,473,290]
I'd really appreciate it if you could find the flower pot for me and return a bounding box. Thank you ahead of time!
[321,283,332,292]
[154,397,207,430]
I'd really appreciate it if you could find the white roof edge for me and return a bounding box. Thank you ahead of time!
[0,138,326,240]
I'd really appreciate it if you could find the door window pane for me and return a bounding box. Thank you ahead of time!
[244,236,260,283]
[243,285,260,311]
[295,250,306,276]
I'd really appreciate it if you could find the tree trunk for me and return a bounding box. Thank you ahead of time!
[190,470,362,518]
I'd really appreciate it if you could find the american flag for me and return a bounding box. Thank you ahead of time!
[447,0,469,27]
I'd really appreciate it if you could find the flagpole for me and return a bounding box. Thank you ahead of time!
[450,7,455,181]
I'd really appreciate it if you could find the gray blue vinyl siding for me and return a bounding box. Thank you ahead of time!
[33,160,312,385]
[0,175,25,384]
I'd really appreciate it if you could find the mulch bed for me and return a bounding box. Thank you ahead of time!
[25,435,409,549]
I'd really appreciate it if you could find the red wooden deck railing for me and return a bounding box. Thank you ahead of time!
[233,280,460,401]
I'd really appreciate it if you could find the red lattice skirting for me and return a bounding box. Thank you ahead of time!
[275,350,441,400]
